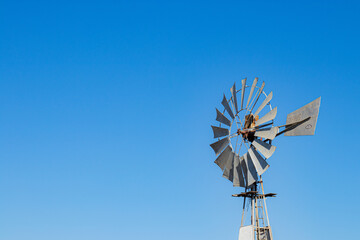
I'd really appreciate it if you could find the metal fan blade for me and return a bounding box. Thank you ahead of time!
[230,83,239,113]
[284,97,321,136]
[246,77,258,109]
[255,107,277,127]
[210,137,230,156]
[242,152,258,187]
[253,92,273,117]
[223,151,235,182]
[240,78,246,110]
[211,126,230,138]
[250,82,265,113]
[214,145,233,170]
[240,158,248,186]
[216,108,231,126]
[232,154,246,187]
[252,138,276,159]
[248,147,269,176]
[221,95,235,119]
[254,127,279,140]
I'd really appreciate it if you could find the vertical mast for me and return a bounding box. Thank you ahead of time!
[234,179,276,240]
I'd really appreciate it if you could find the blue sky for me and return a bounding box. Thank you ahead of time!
[1,1,360,240]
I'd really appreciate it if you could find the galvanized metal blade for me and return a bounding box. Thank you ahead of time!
[253,91,273,117]
[216,108,231,126]
[221,95,235,119]
[242,152,258,187]
[284,97,321,136]
[255,107,277,127]
[230,83,239,113]
[210,137,230,156]
[254,127,279,140]
[211,126,230,138]
[252,138,276,159]
[232,154,246,187]
[246,77,258,109]
[240,157,248,186]
[214,145,233,170]
[223,151,235,182]
[248,147,269,176]
[250,82,265,113]
[240,78,246,110]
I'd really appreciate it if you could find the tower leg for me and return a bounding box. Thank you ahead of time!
[256,177,272,240]
[241,187,247,227]
[237,178,275,240]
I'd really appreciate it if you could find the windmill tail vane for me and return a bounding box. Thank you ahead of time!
[209,77,320,240]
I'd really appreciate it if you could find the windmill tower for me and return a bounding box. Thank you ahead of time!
[210,78,320,240]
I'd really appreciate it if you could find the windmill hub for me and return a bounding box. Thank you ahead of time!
[210,77,321,240]
[237,129,256,142]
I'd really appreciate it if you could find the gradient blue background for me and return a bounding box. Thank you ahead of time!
[1,1,359,239]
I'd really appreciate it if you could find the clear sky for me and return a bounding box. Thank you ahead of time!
[1,1,360,240]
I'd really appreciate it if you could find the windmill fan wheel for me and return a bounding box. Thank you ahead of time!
[210,78,278,188]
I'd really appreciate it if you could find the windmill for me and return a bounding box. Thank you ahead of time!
[210,77,320,240]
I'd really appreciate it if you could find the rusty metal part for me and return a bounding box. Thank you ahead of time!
[244,114,255,129]
[238,129,256,142]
